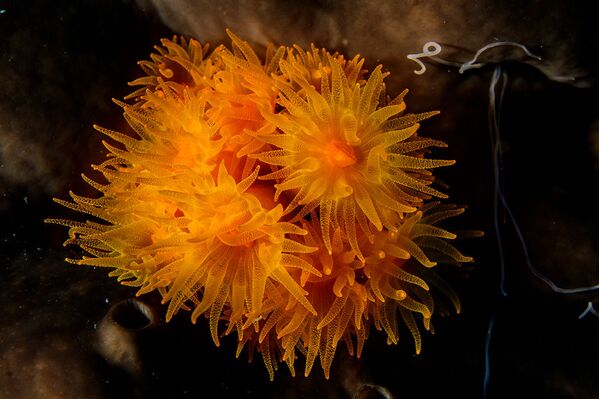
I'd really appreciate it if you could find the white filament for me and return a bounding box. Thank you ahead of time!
[406,42,443,75]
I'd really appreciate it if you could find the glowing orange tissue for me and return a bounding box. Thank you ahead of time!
[327,140,357,168]
[46,30,477,380]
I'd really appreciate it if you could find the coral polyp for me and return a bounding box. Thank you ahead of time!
[46,30,477,380]
[362,203,473,353]
[255,50,455,257]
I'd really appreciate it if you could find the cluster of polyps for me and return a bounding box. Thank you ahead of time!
[47,31,474,380]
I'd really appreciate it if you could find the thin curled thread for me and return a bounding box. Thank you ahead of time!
[406,42,442,75]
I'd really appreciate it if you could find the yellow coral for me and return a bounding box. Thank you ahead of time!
[46,32,477,381]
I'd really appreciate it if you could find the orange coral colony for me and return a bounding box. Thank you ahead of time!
[46,30,475,380]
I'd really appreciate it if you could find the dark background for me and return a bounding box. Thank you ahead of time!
[1,1,598,398]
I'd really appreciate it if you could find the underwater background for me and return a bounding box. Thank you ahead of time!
[1,0,598,398]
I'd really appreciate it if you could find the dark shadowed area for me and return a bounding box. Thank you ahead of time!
[1,1,598,398]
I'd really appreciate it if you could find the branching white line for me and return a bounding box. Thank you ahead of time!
[458,41,542,73]
[579,301,599,319]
